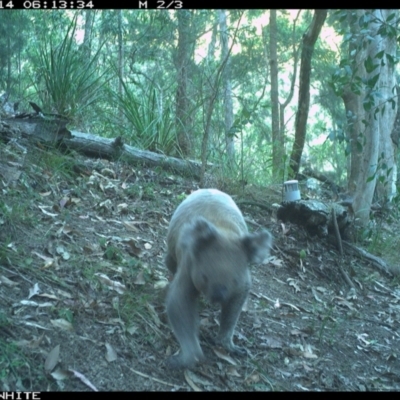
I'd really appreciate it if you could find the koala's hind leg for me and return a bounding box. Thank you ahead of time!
[166,270,204,369]
[215,289,249,356]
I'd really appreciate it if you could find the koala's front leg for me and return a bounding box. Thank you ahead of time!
[214,288,249,357]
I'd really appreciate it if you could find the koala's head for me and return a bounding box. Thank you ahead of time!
[179,217,273,302]
[187,217,272,264]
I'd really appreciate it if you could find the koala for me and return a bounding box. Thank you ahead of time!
[165,189,273,369]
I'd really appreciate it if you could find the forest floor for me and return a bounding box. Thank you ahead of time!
[1,143,400,392]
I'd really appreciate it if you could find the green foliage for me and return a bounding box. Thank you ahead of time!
[103,244,123,262]
[0,11,29,93]
[1,9,395,192]
[33,14,108,118]
[108,80,177,154]
[31,150,76,181]
[330,10,399,101]
[0,197,36,232]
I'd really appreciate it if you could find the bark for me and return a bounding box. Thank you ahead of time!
[269,10,282,181]
[175,10,192,156]
[289,10,327,178]
[267,10,301,182]
[82,10,94,59]
[0,119,204,179]
[342,10,398,224]
[219,10,235,164]
[277,199,350,238]
[117,10,124,122]
[200,12,243,186]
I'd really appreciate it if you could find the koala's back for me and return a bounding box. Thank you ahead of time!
[167,189,248,253]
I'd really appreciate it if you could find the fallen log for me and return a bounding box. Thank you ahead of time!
[277,199,350,238]
[64,131,202,178]
[1,116,204,179]
[342,241,393,276]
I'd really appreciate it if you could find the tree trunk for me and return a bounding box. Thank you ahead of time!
[175,10,192,156]
[266,10,301,182]
[288,9,327,178]
[219,10,235,165]
[342,10,398,225]
[117,10,124,122]
[269,10,282,181]
[82,10,93,59]
[199,12,243,186]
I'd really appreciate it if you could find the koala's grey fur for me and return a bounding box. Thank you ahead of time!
[165,189,272,369]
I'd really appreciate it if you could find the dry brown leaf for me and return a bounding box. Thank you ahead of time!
[212,348,237,366]
[356,333,371,346]
[20,300,40,306]
[311,288,322,303]
[280,223,290,235]
[124,239,142,257]
[183,370,202,391]
[274,298,281,308]
[15,333,44,349]
[0,275,18,287]
[101,168,115,178]
[38,205,58,217]
[333,296,356,311]
[134,271,146,285]
[95,273,126,294]
[38,293,59,301]
[303,351,318,359]
[287,278,300,292]
[59,197,70,209]
[22,321,50,330]
[245,372,261,384]
[105,343,118,362]
[83,243,98,253]
[56,246,70,260]
[154,279,168,290]
[56,289,73,299]
[122,221,139,232]
[32,251,53,263]
[226,366,241,377]
[146,303,161,327]
[117,203,129,213]
[260,336,283,349]
[270,256,284,267]
[50,319,74,331]
[69,369,98,391]
[302,362,314,372]
[127,325,139,335]
[7,242,17,252]
[45,344,60,373]
[51,369,72,381]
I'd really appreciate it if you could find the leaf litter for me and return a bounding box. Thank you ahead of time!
[0,148,399,391]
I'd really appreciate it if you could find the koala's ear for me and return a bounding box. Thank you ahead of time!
[242,230,273,264]
[180,217,218,256]
[191,217,218,243]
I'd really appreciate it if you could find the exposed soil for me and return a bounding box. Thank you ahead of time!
[1,145,400,391]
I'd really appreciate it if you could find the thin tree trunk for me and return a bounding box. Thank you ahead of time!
[83,10,93,59]
[175,10,192,156]
[269,10,282,181]
[342,10,398,224]
[219,10,235,165]
[288,9,327,178]
[117,10,124,121]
